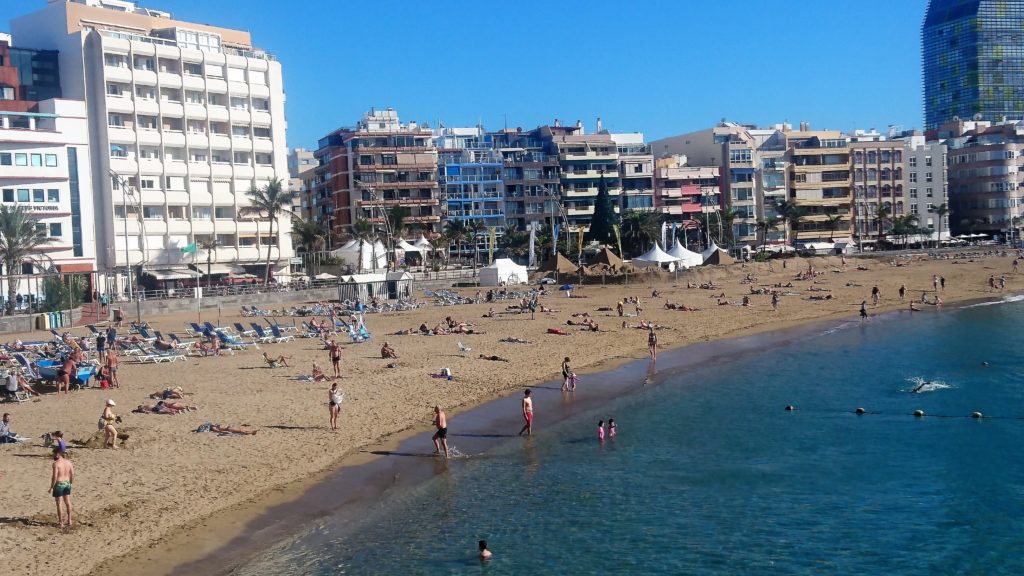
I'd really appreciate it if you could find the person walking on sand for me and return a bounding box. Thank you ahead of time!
[561,357,572,391]
[933,275,939,291]
[48,448,74,528]
[1014,259,1020,274]
[328,382,343,431]
[432,405,449,458]
[101,399,119,449]
[772,292,780,311]
[106,350,119,388]
[989,274,996,292]
[860,301,869,321]
[871,286,880,305]
[647,327,657,361]
[518,389,534,436]
[940,276,946,291]
[328,339,342,379]
[899,284,906,302]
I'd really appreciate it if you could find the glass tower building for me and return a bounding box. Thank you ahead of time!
[923,0,1024,129]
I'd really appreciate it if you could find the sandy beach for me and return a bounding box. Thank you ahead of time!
[0,251,1018,576]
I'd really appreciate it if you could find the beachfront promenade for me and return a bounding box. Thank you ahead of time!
[0,251,1020,576]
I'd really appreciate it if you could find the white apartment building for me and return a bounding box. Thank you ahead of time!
[13,0,293,292]
[0,99,97,298]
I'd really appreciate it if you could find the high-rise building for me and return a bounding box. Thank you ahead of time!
[923,0,1024,129]
[317,108,440,243]
[785,128,854,242]
[550,124,622,229]
[491,127,561,233]
[609,131,654,213]
[944,118,1023,234]
[897,133,949,239]
[435,126,505,259]
[0,37,61,109]
[652,157,721,245]
[848,131,907,242]
[13,0,293,291]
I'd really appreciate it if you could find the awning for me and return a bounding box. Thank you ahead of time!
[189,263,246,276]
[146,269,200,280]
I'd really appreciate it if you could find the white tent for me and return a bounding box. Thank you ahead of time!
[414,235,434,250]
[396,239,423,252]
[315,272,338,280]
[634,242,680,264]
[479,258,528,286]
[666,239,703,268]
[330,239,387,271]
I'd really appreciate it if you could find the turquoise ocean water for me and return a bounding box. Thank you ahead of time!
[236,297,1024,575]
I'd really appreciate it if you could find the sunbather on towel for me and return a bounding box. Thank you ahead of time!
[150,387,186,400]
[133,401,196,414]
[195,422,257,435]
[262,352,292,367]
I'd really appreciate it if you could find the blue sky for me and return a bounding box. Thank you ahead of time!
[3,0,930,148]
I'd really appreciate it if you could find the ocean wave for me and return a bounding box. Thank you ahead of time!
[961,294,1024,309]
[905,376,952,394]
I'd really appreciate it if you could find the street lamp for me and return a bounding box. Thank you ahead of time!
[109,170,147,323]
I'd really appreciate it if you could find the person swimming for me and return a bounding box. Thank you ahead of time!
[608,418,616,439]
[597,419,605,442]
[911,380,930,394]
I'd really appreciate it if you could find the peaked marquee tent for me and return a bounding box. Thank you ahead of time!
[330,239,387,271]
[701,242,735,266]
[633,242,681,265]
[479,258,529,286]
[666,239,703,268]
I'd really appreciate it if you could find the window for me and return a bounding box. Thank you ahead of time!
[926,173,933,183]
[909,157,916,168]
[104,53,126,67]
[729,149,752,163]
[190,151,208,163]
[30,154,42,167]
[32,189,44,202]
[909,172,917,183]
[47,189,59,203]
[185,90,204,104]
[1,189,12,202]
[160,88,181,103]
[106,83,124,96]
[208,94,223,106]
[230,97,247,110]
[925,156,933,167]
[255,153,273,165]
[233,152,250,165]
[133,57,154,71]
[137,115,158,130]
[17,189,29,202]
[49,223,61,237]
[926,187,933,198]
[0,153,10,166]
[183,62,203,76]
[187,120,206,134]
[253,127,271,139]
[910,188,918,199]
[110,144,128,158]
[251,98,269,111]
[136,86,156,100]
[140,179,156,189]
[15,153,27,166]
[232,125,249,137]
[139,147,159,159]
[910,204,919,214]
[108,113,124,127]
[45,154,57,167]
[0,86,12,100]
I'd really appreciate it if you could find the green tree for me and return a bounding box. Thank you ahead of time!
[290,216,327,278]
[932,202,950,246]
[197,238,220,289]
[619,210,662,257]
[443,219,468,264]
[242,178,291,285]
[39,274,85,313]
[773,200,798,246]
[0,204,53,314]
[498,229,530,260]
[787,206,807,246]
[718,208,739,247]
[755,217,780,253]
[824,214,844,241]
[874,202,892,244]
[585,173,617,245]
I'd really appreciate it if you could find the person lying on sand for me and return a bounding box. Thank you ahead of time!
[196,423,257,435]
[540,305,559,313]
[133,401,197,414]
[717,298,731,306]
[807,294,834,301]
[664,302,699,311]
[478,354,510,362]
[381,342,399,359]
[263,352,292,368]
[149,387,186,400]
[547,328,569,335]
[483,308,495,318]
[499,337,532,344]
[393,328,413,335]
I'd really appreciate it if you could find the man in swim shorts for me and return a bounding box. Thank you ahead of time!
[518,389,533,436]
[432,405,448,458]
[48,448,74,528]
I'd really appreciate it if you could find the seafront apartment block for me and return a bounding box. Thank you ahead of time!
[12,0,293,292]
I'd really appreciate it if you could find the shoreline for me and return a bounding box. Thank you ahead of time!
[1,253,1016,576]
[101,287,1012,576]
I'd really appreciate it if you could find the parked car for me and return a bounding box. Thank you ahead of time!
[537,277,556,285]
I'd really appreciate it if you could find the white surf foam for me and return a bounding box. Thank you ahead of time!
[905,376,952,394]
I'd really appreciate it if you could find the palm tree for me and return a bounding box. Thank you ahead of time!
[787,206,807,246]
[242,178,291,285]
[0,205,53,314]
[931,203,950,247]
[498,229,530,260]
[466,219,485,268]
[197,238,220,289]
[773,200,797,246]
[619,210,662,257]
[444,219,467,265]
[718,208,740,247]
[290,215,326,278]
[874,202,892,245]
[755,217,780,254]
[824,214,843,241]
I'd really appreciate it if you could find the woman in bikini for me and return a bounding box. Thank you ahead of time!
[328,382,343,431]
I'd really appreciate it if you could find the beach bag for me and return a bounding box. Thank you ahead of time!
[97,417,106,431]
[440,367,452,378]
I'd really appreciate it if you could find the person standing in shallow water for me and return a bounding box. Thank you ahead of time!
[647,327,657,361]
[561,357,571,391]
[518,389,533,436]
[860,301,869,321]
[432,405,449,458]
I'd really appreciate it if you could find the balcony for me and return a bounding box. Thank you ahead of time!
[182,75,205,91]
[104,65,133,83]
[184,103,207,120]
[562,169,610,179]
[560,151,617,161]
[157,72,182,88]
[207,106,230,122]
[132,69,158,86]
[358,197,439,207]
[566,206,594,216]
[105,94,134,114]
[250,84,270,99]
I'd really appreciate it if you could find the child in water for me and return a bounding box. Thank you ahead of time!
[597,420,605,442]
[608,418,616,439]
